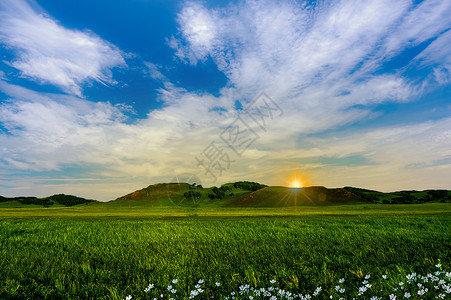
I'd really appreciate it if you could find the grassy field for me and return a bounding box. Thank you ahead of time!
[0,203,450,299]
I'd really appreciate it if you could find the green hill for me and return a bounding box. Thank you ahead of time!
[108,183,191,207]
[108,182,254,208]
[227,186,367,207]
[343,187,451,204]
[0,194,97,208]
[109,182,451,208]
[2,182,450,208]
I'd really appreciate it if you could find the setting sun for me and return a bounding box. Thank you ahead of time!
[291,179,303,188]
[282,166,310,188]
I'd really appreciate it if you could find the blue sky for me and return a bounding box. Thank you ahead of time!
[0,0,450,200]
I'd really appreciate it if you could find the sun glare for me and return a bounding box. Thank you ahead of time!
[282,165,311,188]
[291,179,303,188]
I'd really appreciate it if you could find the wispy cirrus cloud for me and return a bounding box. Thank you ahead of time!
[414,29,451,86]
[171,0,450,102]
[166,0,424,155]
[0,0,126,96]
[165,0,451,187]
[143,61,167,81]
[1,0,451,200]
[381,0,451,55]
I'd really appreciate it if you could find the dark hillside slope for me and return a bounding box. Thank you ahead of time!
[228,186,367,207]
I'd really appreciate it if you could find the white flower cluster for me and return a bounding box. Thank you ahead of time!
[122,263,451,299]
[188,279,206,299]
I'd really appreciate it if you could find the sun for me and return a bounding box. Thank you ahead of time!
[291,179,302,188]
[281,165,311,188]
[290,179,303,188]
[277,162,312,188]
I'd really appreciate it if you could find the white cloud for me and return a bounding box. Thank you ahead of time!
[0,80,237,199]
[0,0,126,95]
[165,0,451,190]
[143,61,166,81]
[171,0,451,105]
[414,29,451,86]
[294,118,451,191]
[0,81,127,170]
[170,1,219,64]
[382,0,451,55]
[1,0,451,199]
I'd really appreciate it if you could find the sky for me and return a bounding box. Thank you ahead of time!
[0,0,450,201]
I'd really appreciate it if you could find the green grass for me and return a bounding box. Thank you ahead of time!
[0,204,450,299]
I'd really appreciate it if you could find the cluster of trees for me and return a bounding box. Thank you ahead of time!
[183,190,202,199]
[0,196,10,203]
[0,196,40,203]
[18,197,53,206]
[233,181,266,191]
[188,183,203,189]
[428,190,448,201]
[389,192,415,204]
[208,186,233,200]
[0,196,54,206]
[387,190,449,204]
[344,187,450,204]
[0,194,95,206]
[48,194,95,206]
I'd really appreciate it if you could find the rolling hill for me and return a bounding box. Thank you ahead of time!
[108,182,451,208]
[228,186,366,207]
[1,182,450,208]
[0,194,97,208]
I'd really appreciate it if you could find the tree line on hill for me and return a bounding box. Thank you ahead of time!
[48,194,96,206]
[0,196,38,203]
[344,187,450,204]
[182,181,267,201]
[388,190,449,204]
[233,181,267,191]
[183,183,203,199]
[0,194,95,207]
[183,185,233,200]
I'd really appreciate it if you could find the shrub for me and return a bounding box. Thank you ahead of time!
[184,191,201,199]
[18,197,53,206]
[233,181,266,191]
[428,190,448,200]
[48,194,94,206]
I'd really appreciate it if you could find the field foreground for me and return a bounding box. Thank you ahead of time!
[0,203,450,299]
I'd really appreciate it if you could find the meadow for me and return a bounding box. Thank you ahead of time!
[0,203,450,299]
